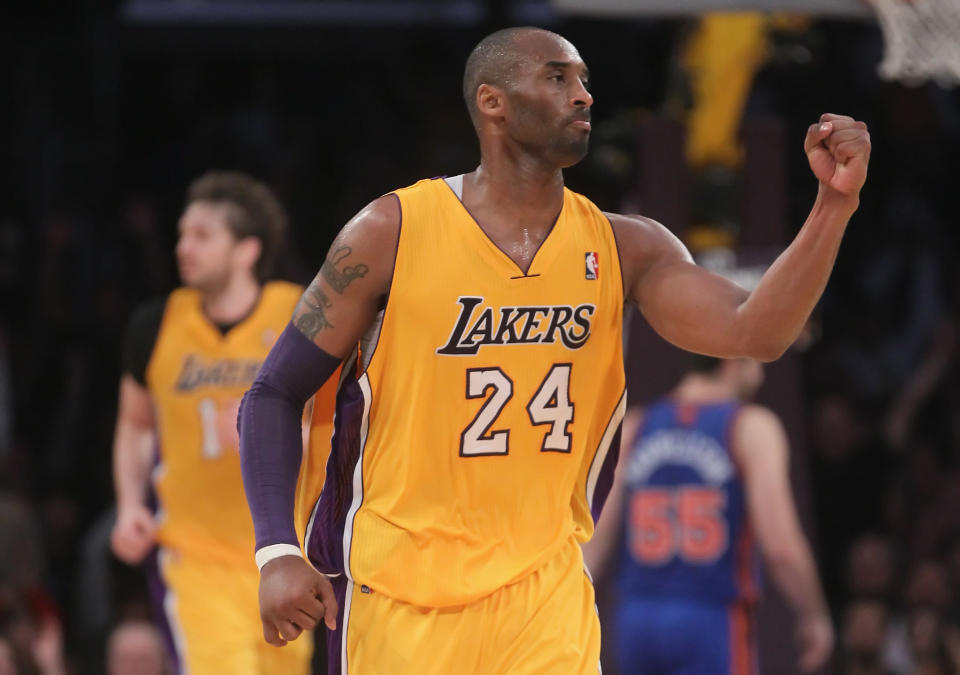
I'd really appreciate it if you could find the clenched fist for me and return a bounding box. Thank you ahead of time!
[796,612,834,673]
[259,555,338,646]
[805,113,871,198]
[111,503,157,565]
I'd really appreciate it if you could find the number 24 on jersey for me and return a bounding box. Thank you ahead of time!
[460,363,574,457]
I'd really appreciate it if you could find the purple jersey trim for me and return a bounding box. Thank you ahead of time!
[587,388,627,523]
[592,426,623,523]
[304,374,367,575]
[601,212,627,304]
[326,575,349,675]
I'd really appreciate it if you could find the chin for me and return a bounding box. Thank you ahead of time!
[180,272,206,290]
[555,139,590,169]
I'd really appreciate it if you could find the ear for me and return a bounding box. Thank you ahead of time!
[476,83,507,121]
[235,236,263,274]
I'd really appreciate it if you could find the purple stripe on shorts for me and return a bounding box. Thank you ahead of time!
[591,425,622,524]
[145,549,182,675]
[305,376,366,575]
[325,575,349,675]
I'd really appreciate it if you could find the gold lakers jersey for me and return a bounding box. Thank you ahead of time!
[147,281,333,567]
[305,177,626,608]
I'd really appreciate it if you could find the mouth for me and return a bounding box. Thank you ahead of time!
[568,117,591,131]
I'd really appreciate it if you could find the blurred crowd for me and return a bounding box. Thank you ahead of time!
[1,7,959,674]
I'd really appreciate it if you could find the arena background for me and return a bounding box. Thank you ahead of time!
[1,1,959,673]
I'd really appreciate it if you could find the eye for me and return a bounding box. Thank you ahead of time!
[550,73,565,83]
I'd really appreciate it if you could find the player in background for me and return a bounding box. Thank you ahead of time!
[237,27,868,674]
[110,171,333,674]
[583,356,833,674]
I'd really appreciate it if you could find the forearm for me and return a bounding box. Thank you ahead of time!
[113,422,155,509]
[764,539,829,620]
[239,323,342,562]
[239,378,306,552]
[737,187,858,360]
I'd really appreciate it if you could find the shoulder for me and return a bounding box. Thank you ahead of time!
[122,297,169,384]
[730,404,788,465]
[318,193,403,300]
[604,213,692,262]
[604,213,693,299]
[733,404,784,433]
[392,177,444,199]
[164,286,200,311]
[126,297,168,334]
[338,194,401,249]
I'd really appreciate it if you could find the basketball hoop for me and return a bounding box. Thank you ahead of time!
[867,0,960,87]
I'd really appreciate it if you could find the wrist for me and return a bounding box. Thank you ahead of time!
[816,184,860,215]
[255,543,303,571]
[116,497,145,513]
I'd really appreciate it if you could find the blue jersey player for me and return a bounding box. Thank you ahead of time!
[584,357,833,674]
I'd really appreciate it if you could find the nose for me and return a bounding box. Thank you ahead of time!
[572,80,593,108]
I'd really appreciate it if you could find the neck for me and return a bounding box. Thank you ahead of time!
[470,142,566,214]
[672,374,738,404]
[201,272,261,326]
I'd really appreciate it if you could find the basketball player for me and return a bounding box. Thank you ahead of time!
[583,357,833,673]
[110,171,331,674]
[237,27,869,673]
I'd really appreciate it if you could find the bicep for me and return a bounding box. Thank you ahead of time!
[292,195,400,359]
[611,213,751,357]
[635,258,750,357]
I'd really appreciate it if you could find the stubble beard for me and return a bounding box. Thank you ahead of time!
[182,266,231,297]
[552,132,590,169]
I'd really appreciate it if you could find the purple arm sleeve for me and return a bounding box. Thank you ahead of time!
[238,322,342,551]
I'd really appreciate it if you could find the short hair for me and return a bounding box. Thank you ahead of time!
[186,171,288,282]
[462,27,558,126]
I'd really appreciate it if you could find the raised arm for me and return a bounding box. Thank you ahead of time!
[613,113,869,361]
[238,194,400,645]
[733,405,833,672]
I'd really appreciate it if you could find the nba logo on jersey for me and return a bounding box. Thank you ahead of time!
[585,252,599,280]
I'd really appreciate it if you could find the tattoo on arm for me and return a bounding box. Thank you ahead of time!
[294,246,370,341]
[321,246,369,293]
[294,279,334,340]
